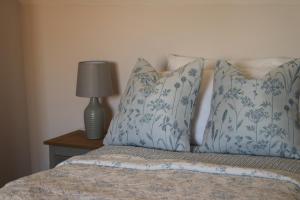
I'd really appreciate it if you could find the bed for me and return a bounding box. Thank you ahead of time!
[1,56,299,199]
[0,146,299,199]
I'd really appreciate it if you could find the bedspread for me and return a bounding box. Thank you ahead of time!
[0,146,299,200]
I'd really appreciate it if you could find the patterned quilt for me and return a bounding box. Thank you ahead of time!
[0,146,299,200]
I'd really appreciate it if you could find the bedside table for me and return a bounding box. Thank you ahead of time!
[44,130,103,168]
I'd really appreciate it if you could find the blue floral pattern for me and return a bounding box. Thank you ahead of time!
[104,58,204,151]
[195,59,300,159]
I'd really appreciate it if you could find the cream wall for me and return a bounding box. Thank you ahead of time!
[20,0,300,172]
[0,0,31,186]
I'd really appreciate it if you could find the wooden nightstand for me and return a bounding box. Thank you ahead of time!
[44,130,104,168]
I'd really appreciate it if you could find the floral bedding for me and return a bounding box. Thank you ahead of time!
[0,146,299,200]
[197,59,300,159]
[104,58,204,151]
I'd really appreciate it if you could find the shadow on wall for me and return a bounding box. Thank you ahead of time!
[102,61,120,133]
[0,0,31,187]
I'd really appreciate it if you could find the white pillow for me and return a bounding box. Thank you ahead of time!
[168,54,293,145]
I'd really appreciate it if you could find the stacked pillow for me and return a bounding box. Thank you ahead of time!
[195,59,300,159]
[104,58,204,151]
[104,55,300,159]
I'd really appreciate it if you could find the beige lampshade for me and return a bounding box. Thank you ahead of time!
[76,61,113,97]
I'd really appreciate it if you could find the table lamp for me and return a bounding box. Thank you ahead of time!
[76,61,113,139]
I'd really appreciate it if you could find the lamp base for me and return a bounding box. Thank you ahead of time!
[84,97,105,139]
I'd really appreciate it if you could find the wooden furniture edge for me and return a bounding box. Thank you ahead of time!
[44,130,103,150]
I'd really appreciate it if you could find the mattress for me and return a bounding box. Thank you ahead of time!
[0,146,299,200]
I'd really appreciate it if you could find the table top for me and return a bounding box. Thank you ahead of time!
[44,130,103,149]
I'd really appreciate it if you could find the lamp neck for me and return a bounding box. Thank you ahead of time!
[89,97,101,104]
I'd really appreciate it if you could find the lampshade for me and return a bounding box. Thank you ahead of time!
[76,61,113,97]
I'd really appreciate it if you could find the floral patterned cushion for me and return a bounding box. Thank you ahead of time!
[194,59,300,159]
[104,58,204,151]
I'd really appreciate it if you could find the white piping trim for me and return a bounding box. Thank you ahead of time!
[59,157,300,188]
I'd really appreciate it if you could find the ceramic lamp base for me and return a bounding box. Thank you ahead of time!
[84,97,105,139]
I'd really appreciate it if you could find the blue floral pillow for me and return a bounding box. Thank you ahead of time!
[104,58,204,151]
[194,59,300,159]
